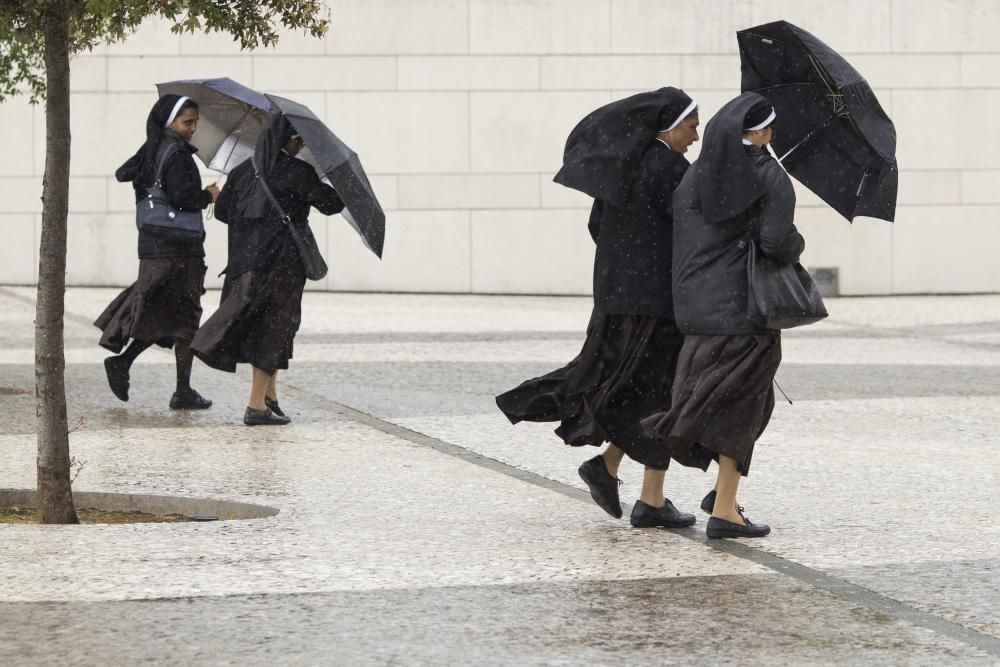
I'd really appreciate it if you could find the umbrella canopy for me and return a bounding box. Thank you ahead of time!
[156,77,271,174]
[737,21,898,222]
[265,94,385,258]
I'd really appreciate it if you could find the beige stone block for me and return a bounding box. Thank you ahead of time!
[368,174,399,211]
[470,91,611,173]
[326,92,469,174]
[894,90,1000,170]
[892,205,1000,293]
[0,178,43,213]
[540,56,681,90]
[611,0,752,54]
[469,0,611,54]
[470,209,594,294]
[892,0,1000,52]
[961,55,1000,88]
[399,174,539,209]
[794,208,894,295]
[0,98,37,177]
[180,26,326,56]
[109,177,137,213]
[71,56,107,92]
[105,17,180,56]
[269,91,327,118]
[107,57,253,93]
[961,171,1000,204]
[0,215,38,284]
[896,171,961,205]
[752,0,892,53]
[253,56,396,91]
[38,93,152,177]
[69,178,109,213]
[682,55,741,91]
[326,0,468,55]
[328,210,471,293]
[540,176,594,209]
[398,57,540,91]
[846,54,960,90]
[65,214,138,286]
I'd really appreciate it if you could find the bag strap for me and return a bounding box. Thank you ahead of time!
[250,155,290,224]
[152,142,181,188]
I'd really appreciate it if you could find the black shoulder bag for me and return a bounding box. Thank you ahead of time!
[251,156,329,281]
[135,143,206,241]
[746,210,828,330]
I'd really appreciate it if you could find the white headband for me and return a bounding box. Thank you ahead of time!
[659,99,698,132]
[163,96,190,128]
[745,107,776,132]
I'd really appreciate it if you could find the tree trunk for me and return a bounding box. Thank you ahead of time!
[35,0,77,524]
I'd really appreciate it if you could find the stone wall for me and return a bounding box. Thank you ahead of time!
[1,0,997,295]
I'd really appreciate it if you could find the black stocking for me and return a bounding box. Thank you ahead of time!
[120,340,153,367]
[174,341,194,393]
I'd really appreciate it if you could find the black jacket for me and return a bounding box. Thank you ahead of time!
[589,140,689,319]
[215,152,344,277]
[117,130,211,259]
[672,145,804,335]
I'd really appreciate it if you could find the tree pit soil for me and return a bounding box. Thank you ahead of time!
[0,507,192,524]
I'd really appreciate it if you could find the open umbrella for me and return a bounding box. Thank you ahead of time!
[737,21,897,222]
[265,94,385,258]
[156,77,271,174]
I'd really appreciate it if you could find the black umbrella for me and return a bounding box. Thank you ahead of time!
[737,20,898,222]
[156,78,271,174]
[265,94,385,258]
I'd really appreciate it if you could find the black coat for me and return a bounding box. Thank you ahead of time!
[215,152,344,277]
[589,140,689,319]
[117,130,212,259]
[672,145,804,335]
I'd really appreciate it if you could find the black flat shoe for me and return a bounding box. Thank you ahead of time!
[265,396,287,418]
[700,490,717,515]
[244,406,291,426]
[578,455,623,519]
[630,499,696,528]
[169,388,213,410]
[104,356,130,402]
[706,507,770,539]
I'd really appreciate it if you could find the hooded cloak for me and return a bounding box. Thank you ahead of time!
[554,87,696,206]
[693,92,777,224]
[116,94,199,188]
[232,112,298,220]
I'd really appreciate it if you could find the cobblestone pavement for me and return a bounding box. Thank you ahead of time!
[1,286,998,665]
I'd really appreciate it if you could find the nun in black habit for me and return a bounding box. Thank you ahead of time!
[95,94,219,410]
[191,112,344,426]
[642,92,805,539]
[496,88,701,527]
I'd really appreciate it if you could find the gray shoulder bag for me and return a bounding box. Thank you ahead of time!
[746,207,828,330]
[136,143,205,241]
[251,156,329,282]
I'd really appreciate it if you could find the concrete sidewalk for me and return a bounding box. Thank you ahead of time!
[1,286,998,665]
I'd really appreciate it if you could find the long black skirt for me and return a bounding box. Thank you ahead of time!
[496,312,684,470]
[191,269,306,374]
[95,257,207,353]
[641,334,781,476]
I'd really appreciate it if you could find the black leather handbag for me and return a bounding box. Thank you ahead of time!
[136,144,205,241]
[746,221,828,330]
[252,156,329,282]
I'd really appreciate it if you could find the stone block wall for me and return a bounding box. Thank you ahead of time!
[1,0,997,295]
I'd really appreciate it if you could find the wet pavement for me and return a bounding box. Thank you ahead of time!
[1,286,998,665]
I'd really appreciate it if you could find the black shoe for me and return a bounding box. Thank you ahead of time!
[630,499,697,528]
[700,490,717,515]
[104,356,130,402]
[169,388,213,410]
[265,396,286,418]
[578,455,623,518]
[706,507,770,539]
[243,406,291,426]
